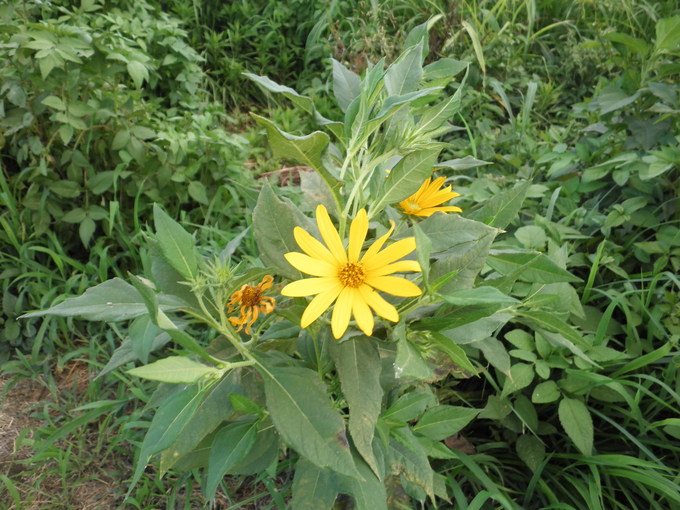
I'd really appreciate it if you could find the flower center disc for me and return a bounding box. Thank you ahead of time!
[240,286,262,307]
[338,262,365,288]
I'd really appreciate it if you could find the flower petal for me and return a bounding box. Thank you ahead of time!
[414,206,462,217]
[363,237,417,271]
[294,227,336,265]
[300,283,343,328]
[316,205,347,264]
[365,275,422,297]
[351,289,374,336]
[360,221,395,264]
[331,287,353,339]
[365,260,421,277]
[284,252,336,276]
[347,209,368,263]
[281,277,338,297]
[358,285,399,322]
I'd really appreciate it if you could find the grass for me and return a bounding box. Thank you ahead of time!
[1,0,679,508]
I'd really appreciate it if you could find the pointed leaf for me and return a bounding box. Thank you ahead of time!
[558,397,593,455]
[244,73,314,114]
[332,59,361,113]
[127,356,217,384]
[262,365,359,478]
[205,420,258,499]
[413,405,479,441]
[467,182,530,229]
[385,41,424,96]
[291,458,339,510]
[153,204,198,280]
[330,336,383,477]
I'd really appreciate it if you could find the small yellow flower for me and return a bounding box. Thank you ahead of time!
[399,176,462,217]
[227,275,276,334]
[281,205,422,339]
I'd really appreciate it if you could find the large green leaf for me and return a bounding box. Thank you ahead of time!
[486,251,581,284]
[129,385,206,493]
[413,405,479,441]
[558,397,593,455]
[418,215,498,292]
[205,420,258,499]
[244,73,314,114]
[21,278,182,321]
[395,327,434,381]
[153,204,198,281]
[251,113,331,175]
[389,427,434,500]
[335,453,388,510]
[127,356,217,384]
[331,59,361,113]
[371,149,440,215]
[654,15,680,53]
[440,287,518,306]
[382,389,436,425]
[467,182,531,229]
[291,458,339,510]
[159,372,241,473]
[262,365,359,478]
[329,336,383,477]
[252,179,312,280]
[385,41,424,96]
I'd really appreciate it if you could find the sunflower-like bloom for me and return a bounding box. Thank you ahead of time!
[399,176,462,217]
[281,205,422,339]
[227,275,276,334]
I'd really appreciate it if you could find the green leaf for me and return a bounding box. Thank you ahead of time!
[486,251,581,283]
[385,41,424,96]
[329,336,383,477]
[127,60,148,88]
[654,15,680,53]
[388,428,434,500]
[291,458,339,510]
[382,389,436,425]
[205,420,258,499]
[395,328,434,381]
[252,179,312,280]
[251,114,330,174]
[516,435,545,472]
[78,217,95,246]
[501,363,534,397]
[532,381,561,403]
[245,73,314,114]
[262,365,359,478]
[413,405,479,441]
[423,58,468,81]
[558,397,593,455]
[41,95,65,110]
[111,129,130,150]
[129,315,162,364]
[474,337,511,376]
[331,59,361,113]
[153,204,198,280]
[440,287,517,306]
[159,372,241,473]
[429,332,477,375]
[335,453,388,510]
[127,356,217,384]
[129,386,205,493]
[21,278,170,321]
[419,215,499,291]
[515,225,547,250]
[371,149,439,215]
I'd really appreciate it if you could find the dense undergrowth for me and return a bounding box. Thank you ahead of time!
[1,0,678,508]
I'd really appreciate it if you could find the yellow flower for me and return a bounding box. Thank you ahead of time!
[227,275,276,334]
[281,205,422,339]
[399,176,462,217]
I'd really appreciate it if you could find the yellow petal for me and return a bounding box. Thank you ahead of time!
[366,260,421,277]
[363,237,417,270]
[300,283,343,328]
[415,206,462,217]
[365,275,422,297]
[331,287,353,339]
[315,205,347,264]
[358,285,399,322]
[347,209,368,263]
[281,277,338,297]
[284,252,336,276]
[293,227,336,265]
[351,289,374,336]
[360,221,395,264]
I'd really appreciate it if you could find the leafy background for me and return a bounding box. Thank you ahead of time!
[1,0,678,508]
